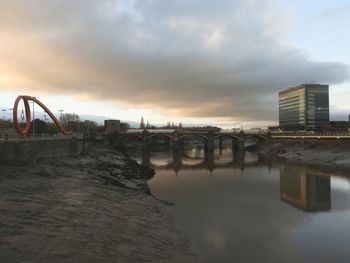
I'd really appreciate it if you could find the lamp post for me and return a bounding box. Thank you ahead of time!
[58,110,64,123]
[42,113,48,123]
[7,108,13,128]
[2,109,6,121]
[32,98,36,137]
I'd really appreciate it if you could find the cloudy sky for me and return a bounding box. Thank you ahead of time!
[0,0,349,127]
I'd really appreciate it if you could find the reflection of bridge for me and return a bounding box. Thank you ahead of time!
[118,129,269,152]
[137,145,270,173]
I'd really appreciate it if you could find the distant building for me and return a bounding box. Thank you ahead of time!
[279,84,329,131]
[104,119,120,134]
[329,121,350,131]
[267,125,281,132]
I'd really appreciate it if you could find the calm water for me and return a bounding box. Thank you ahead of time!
[129,146,350,263]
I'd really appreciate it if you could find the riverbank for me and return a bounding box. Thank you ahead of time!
[0,142,197,263]
[256,140,350,170]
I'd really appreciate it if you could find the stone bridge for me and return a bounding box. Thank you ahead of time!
[117,129,269,151]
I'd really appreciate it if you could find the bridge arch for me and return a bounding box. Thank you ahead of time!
[178,133,209,141]
[147,133,175,141]
[213,134,240,140]
[119,133,144,142]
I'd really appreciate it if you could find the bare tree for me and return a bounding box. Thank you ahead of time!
[59,113,80,125]
[140,117,145,129]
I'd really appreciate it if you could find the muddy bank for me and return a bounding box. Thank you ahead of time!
[257,140,350,170]
[0,142,197,263]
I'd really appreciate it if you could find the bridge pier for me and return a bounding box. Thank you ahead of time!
[205,131,215,153]
[142,147,150,167]
[237,138,245,152]
[172,138,180,152]
[219,136,223,153]
[233,151,246,171]
[178,137,185,150]
[232,138,238,151]
[237,130,246,152]
[172,146,182,174]
[205,139,214,152]
[141,131,151,167]
[204,149,214,172]
[142,138,149,153]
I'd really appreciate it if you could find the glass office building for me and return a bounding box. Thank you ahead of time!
[279,84,329,131]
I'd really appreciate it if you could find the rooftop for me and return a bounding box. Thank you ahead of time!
[279,84,328,96]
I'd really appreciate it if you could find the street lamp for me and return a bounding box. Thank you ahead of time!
[31,98,36,137]
[7,108,13,128]
[2,109,6,121]
[58,110,64,122]
[42,113,48,123]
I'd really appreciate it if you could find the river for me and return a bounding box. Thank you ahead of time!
[128,145,350,263]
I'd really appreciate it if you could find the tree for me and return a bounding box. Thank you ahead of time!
[120,122,130,132]
[140,117,145,129]
[81,120,98,135]
[29,119,48,134]
[146,120,150,129]
[59,113,80,126]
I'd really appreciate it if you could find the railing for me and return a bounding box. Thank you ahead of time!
[0,133,85,142]
[122,129,350,138]
[124,129,243,134]
[271,131,350,139]
[271,131,350,136]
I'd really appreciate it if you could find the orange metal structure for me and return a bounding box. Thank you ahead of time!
[13,95,67,136]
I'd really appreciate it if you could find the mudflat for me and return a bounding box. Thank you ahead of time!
[0,143,197,263]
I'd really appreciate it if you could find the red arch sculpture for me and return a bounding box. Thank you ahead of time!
[13,95,67,136]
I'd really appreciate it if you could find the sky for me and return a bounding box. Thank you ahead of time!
[0,0,349,127]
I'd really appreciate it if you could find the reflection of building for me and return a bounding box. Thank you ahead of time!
[104,119,120,134]
[280,168,331,212]
[279,84,329,131]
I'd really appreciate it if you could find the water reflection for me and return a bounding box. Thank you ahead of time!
[128,145,350,263]
[133,146,342,213]
[138,146,252,172]
[280,167,331,212]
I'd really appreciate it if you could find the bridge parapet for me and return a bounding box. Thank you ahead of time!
[118,129,269,150]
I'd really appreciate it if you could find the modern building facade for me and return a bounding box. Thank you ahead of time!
[279,84,329,131]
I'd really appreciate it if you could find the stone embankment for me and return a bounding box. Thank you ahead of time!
[257,140,350,170]
[0,142,198,263]
[0,138,90,165]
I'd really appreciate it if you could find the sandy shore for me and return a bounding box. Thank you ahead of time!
[0,142,198,263]
[257,140,350,170]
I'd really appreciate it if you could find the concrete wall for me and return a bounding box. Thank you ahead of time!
[0,138,91,165]
[271,138,350,145]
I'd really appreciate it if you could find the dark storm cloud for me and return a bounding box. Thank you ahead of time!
[0,0,348,120]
